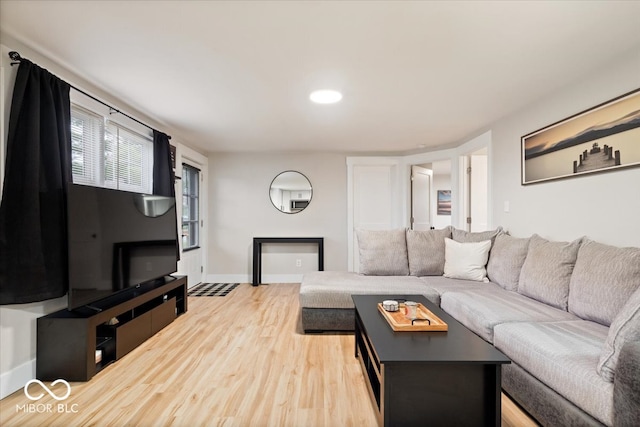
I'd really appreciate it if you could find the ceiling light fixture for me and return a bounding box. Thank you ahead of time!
[309,90,343,104]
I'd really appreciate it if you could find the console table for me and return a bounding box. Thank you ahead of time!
[252,237,324,286]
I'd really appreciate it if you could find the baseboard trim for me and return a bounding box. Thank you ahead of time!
[205,274,250,284]
[205,274,304,284]
[0,358,34,399]
[260,274,304,283]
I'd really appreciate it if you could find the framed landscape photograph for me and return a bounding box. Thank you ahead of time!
[437,190,451,215]
[521,88,640,185]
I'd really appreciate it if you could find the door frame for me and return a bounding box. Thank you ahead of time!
[402,149,459,230]
[346,156,403,271]
[176,143,208,288]
[410,165,433,230]
[457,132,492,231]
[402,130,492,231]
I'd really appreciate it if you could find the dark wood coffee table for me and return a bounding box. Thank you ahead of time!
[352,294,510,427]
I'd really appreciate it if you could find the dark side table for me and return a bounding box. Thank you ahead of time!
[252,237,324,286]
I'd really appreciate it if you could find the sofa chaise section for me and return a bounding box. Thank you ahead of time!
[300,271,439,332]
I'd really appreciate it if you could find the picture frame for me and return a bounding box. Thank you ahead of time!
[521,88,640,185]
[437,190,451,216]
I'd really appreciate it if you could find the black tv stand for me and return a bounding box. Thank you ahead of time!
[84,305,103,313]
[37,276,187,381]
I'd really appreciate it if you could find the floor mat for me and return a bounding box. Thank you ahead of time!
[188,282,240,297]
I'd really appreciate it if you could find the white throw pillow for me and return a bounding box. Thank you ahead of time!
[443,238,492,282]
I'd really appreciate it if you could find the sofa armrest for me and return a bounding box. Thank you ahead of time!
[613,339,640,426]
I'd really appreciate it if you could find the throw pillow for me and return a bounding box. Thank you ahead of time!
[486,233,531,291]
[597,286,640,382]
[443,238,492,282]
[568,239,640,326]
[356,229,409,276]
[406,227,452,276]
[518,234,582,311]
[452,226,503,245]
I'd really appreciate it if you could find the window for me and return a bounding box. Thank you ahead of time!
[70,106,102,186]
[70,104,153,194]
[182,164,200,250]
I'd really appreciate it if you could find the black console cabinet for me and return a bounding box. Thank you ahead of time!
[37,276,187,381]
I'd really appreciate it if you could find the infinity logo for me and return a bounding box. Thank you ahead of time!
[24,379,71,401]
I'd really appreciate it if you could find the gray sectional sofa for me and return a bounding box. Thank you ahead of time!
[299,227,640,427]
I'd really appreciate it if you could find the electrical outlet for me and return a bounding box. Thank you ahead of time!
[296,259,302,267]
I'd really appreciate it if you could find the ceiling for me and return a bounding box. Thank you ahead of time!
[1,1,639,154]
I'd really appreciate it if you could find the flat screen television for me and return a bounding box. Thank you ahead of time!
[66,184,178,310]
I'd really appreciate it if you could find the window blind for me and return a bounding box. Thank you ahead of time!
[70,105,102,186]
[71,104,153,194]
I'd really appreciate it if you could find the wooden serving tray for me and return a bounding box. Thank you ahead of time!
[377,303,448,331]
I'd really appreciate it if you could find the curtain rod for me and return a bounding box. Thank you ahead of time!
[8,51,170,140]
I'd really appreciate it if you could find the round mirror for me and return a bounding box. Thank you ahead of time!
[269,171,313,214]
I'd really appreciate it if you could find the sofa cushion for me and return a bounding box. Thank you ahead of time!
[443,238,491,282]
[356,229,409,276]
[568,239,640,326]
[518,234,582,310]
[494,321,612,426]
[406,227,451,276]
[598,286,640,382]
[420,276,503,295]
[299,271,439,309]
[440,288,578,342]
[451,226,503,244]
[486,233,530,291]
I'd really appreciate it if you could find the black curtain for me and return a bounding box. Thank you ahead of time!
[152,130,174,197]
[152,130,179,261]
[0,59,71,304]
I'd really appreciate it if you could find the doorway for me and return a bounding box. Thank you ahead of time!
[460,148,488,232]
[410,165,432,230]
[410,160,452,231]
[180,162,203,286]
[176,145,208,288]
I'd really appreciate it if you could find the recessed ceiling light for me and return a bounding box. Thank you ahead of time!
[309,90,343,104]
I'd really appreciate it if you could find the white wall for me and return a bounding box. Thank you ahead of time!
[491,50,640,246]
[207,152,348,282]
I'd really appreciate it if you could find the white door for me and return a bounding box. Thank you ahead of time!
[348,160,402,271]
[470,153,488,232]
[460,148,488,232]
[411,166,432,230]
[176,146,207,288]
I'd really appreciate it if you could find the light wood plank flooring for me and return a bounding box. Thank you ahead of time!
[0,283,537,426]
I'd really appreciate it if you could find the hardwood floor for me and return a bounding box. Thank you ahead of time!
[0,283,537,427]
